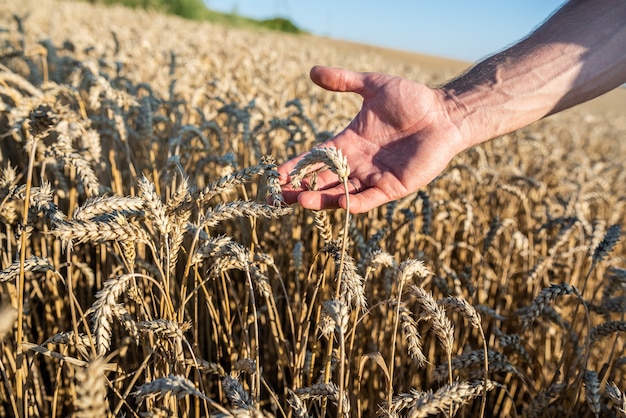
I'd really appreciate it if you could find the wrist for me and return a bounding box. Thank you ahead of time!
[434,86,481,152]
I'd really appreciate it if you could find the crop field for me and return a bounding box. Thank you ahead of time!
[1,1,626,417]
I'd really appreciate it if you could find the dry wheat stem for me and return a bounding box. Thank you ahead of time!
[244,266,262,404]
[15,118,42,417]
[387,260,432,412]
[0,305,18,340]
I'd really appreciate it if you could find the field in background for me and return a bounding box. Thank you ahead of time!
[1,1,626,417]
[78,0,305,33]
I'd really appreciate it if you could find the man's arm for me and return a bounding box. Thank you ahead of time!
[442,0,626,151]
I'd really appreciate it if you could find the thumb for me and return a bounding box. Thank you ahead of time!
[310,66,367,95]
[338,187,393,214]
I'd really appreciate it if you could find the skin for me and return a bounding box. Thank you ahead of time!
[278,0,626,213]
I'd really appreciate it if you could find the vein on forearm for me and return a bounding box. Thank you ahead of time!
[440,0,626,148]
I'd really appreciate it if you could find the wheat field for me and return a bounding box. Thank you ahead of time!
[1,1,626,417]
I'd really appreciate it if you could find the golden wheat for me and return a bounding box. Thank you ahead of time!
[0,0,625,417]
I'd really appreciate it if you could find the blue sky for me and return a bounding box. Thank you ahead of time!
[203,1,567,62]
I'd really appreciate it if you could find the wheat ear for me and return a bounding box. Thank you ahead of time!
[74,359,108,418]
[409,285,455,384]
[133,374,208,402]
[389,380,495,417]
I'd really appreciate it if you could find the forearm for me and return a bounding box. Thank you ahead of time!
[440,0,626,149]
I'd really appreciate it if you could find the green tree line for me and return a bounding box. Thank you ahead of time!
[85,0,304,33]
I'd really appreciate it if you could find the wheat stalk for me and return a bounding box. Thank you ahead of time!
[72,195,144,221]
[137,318,191,340]
[388,380,495,417]
[287,388,311,418]
[409,285,454,384]
[295,383,350,418]
[89,273,135,356]
[221,375,253,410]
[519,283,579,329]
[583,370,601,418]
[396,303,426,366]
[0,256,54,283]
[289,147,349,189]
[0,305,18,340]
[199,200,291,229]
[51,214,150,248]
[589,320,626,342]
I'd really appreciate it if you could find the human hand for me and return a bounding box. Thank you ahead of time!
[278,66,466,213]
